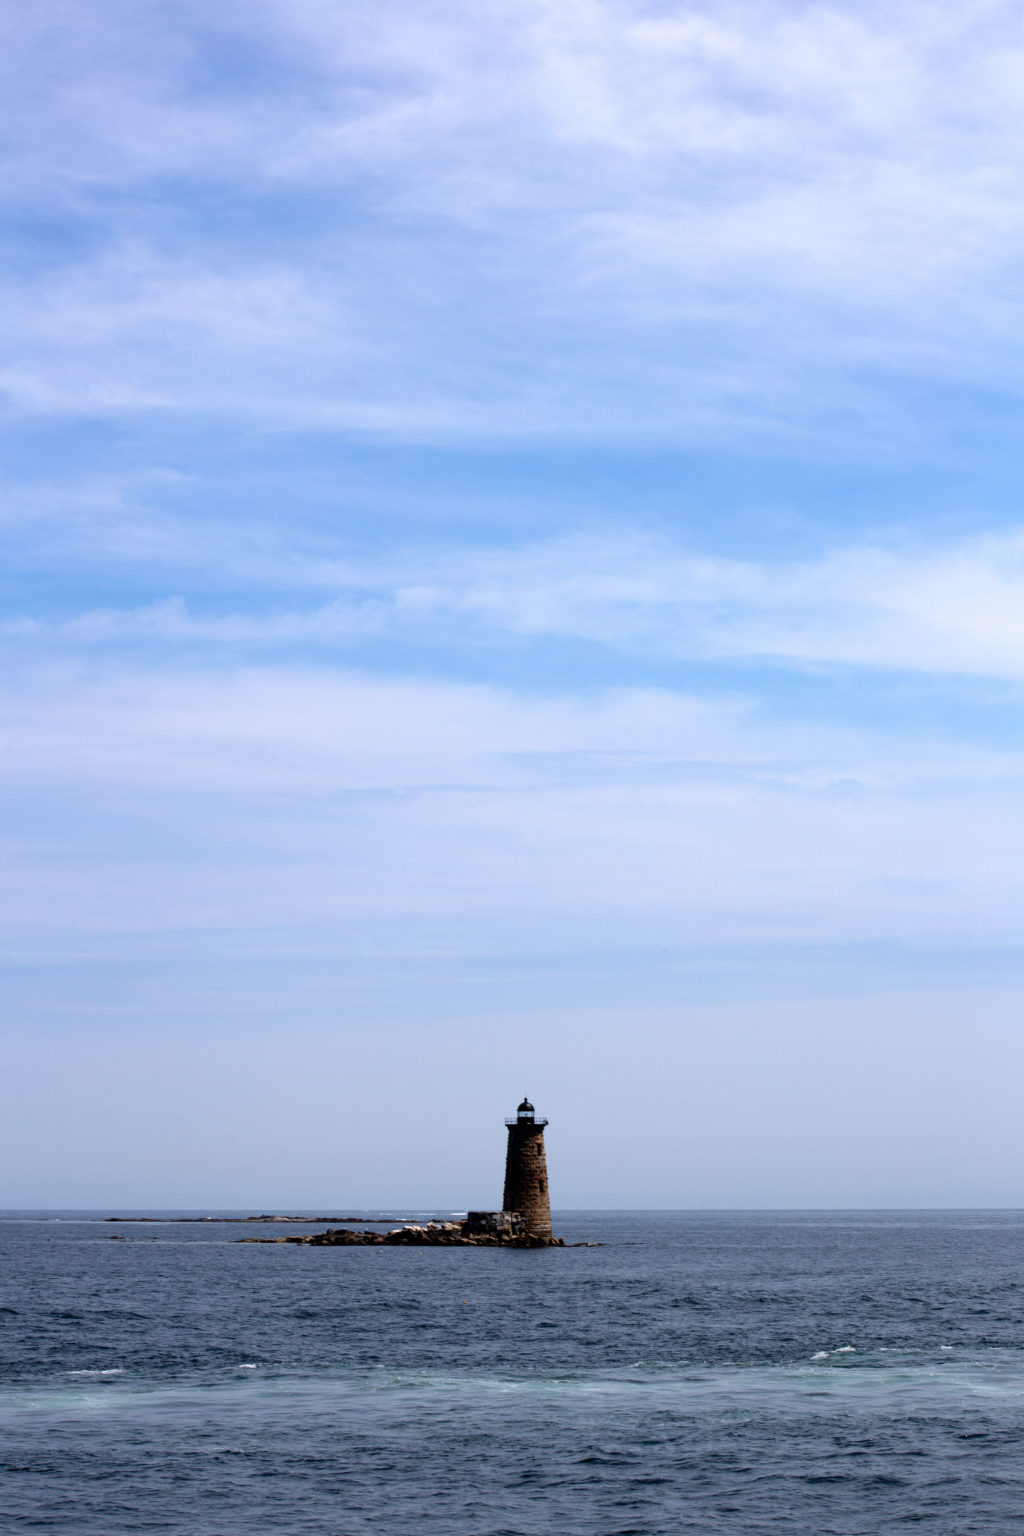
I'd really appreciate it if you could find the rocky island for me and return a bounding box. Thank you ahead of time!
[241,1212,565,1247]
[241,1097,566,1249]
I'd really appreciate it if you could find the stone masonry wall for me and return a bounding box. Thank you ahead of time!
[502,1124,552,1239]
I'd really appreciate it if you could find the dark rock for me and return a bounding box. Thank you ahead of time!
[238,1216,566,1248]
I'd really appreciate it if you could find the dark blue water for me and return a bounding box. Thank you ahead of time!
[4,1212,1024,1533]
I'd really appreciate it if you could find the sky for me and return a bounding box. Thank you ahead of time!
[4,0,1024,1208]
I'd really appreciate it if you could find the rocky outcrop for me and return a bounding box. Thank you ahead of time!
[239,1216,565,1247]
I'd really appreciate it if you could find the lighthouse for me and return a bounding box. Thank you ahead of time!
[502,1097,552,1240]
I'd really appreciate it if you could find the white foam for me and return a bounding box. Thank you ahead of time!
[810,1351,828,1360]
[67,1368,123,1376]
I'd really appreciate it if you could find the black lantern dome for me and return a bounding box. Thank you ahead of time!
[516,1097,535,1122]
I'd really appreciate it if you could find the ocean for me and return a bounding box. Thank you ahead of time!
[3,1210,1024,1533]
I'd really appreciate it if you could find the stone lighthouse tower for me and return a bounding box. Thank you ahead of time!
[502,1097,552,1240]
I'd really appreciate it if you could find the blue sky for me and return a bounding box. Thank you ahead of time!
[4,0,1024,1207]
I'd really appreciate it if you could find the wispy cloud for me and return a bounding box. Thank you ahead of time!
[0,658,1022,952]
[2,2,1024,444]
[11,529,1024,680]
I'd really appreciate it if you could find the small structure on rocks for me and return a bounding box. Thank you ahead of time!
[241,1098,563,1248]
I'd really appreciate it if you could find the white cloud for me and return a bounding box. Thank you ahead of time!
[1,659,1023,949]
[2,2,1024,441]
[11,529,1024,680]
[427,531,1024,678]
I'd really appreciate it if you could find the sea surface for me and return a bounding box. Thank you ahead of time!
[3,1211,1024,1534]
